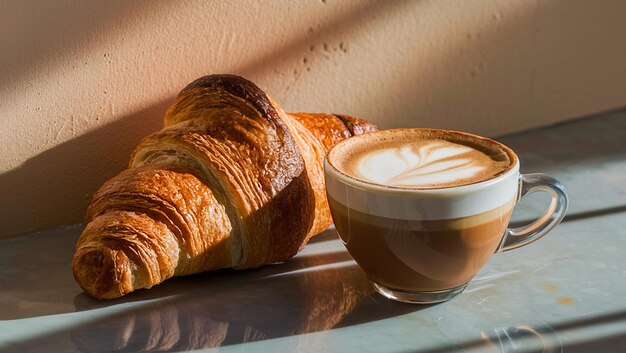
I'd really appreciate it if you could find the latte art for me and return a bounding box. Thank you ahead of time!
[356,142,486,187]
[327,128,514,189]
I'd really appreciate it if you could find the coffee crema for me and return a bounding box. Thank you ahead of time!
[327,129,516,189]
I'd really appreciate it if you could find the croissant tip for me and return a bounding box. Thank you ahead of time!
[72,247,130,300]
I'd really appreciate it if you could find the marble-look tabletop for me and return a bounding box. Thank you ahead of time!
[1,109,625,353]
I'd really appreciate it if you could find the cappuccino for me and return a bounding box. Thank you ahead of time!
[327,129,515,189]
[325,129,520,300]
[325,128,567,303]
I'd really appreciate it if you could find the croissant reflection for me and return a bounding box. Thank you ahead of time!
[71,256,374,352]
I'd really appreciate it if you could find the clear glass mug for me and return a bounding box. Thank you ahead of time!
[324,128,569,304]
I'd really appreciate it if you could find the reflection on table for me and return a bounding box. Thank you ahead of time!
[69,234,417,352]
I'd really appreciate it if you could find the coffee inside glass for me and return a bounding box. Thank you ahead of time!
[324,128,568,304]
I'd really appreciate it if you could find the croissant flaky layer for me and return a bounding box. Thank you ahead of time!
[72,74,378,299]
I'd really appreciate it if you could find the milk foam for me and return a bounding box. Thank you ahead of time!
[356,142,486,187]
[325,128,519,220]
[327,129,514,189]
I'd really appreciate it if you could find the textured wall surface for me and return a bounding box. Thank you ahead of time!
[2,0,626,237]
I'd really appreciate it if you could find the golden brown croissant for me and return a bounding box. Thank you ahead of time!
[72,74,377,299]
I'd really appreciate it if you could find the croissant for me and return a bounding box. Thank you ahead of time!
[72,74,377,299]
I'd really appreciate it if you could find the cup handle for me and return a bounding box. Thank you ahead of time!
[497,173,569,252]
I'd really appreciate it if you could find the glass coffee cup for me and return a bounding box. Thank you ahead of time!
[324,128,568,304]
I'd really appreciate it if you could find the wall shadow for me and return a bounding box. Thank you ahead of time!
[0,0,411,237]
[3,0,626,237]
[0,100,171,237]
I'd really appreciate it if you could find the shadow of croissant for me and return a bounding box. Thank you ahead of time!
[69,260,421,352]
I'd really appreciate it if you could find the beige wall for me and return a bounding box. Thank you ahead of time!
[2,0,626,238]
